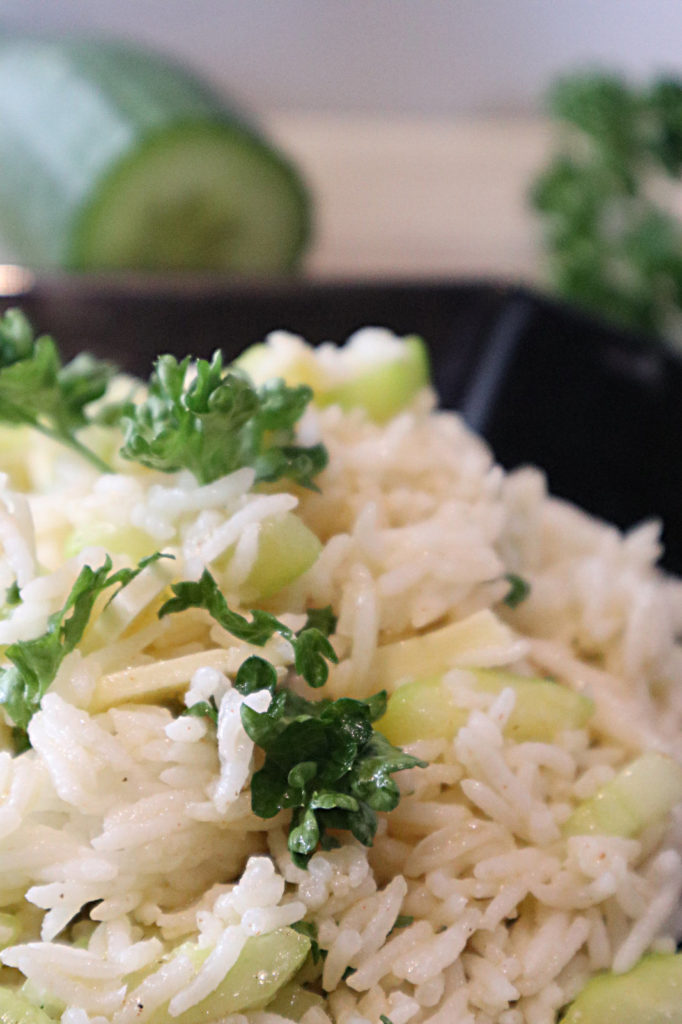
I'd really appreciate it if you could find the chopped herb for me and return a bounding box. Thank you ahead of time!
[158,569,337,689]
[380,1017,395,1024]
[0,308,116,473]
[391,914,414,932]
[119,350,328,488]
[243,685,425,867]
[159,570,426,866]
[183,696,219,725]
[291,921,326,964]
[0,553,167,746]
[503,573,531,608]
[301,606,337,635]
[5,581,20,607]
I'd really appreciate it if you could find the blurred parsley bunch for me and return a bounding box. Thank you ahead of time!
[531,72,682,339]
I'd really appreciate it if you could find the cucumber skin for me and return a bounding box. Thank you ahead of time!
[560,953,682,1024]
[0,36,310,270]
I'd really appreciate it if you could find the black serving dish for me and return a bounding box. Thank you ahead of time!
[1,274,681,574]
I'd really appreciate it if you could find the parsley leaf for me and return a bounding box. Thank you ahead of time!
[503,573,531,608]
[184,697,219,725]
[0,308,116,472]
[158,569,337,688]
[119,350,328,488]
[242,686,425,868]
[160,570,424,866]
[0,553,167,746]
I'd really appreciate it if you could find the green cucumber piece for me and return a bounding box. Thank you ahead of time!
[563,751,682,838]
[243,512,322,599]
[236,333,430,423]
[377,675,469,744]
[265,981,326,1019]
[377,669,594,746]
[472,668,595,742]
[319,335,430,422]
[0,913,20,950]
[0,38,309,271]
[559,953,682,1024]
[145,928,310,1024]
[64,522,156,563]
[0,987,55,1024]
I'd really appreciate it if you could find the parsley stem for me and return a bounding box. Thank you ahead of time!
[32,422,113,474]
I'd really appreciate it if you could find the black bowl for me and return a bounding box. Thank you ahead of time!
[1,272,680,573]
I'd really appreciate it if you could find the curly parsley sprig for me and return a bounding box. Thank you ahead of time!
[165,569,426,867]
[0,310,329,491]
[531,72,682,337]
[119,350,328,488]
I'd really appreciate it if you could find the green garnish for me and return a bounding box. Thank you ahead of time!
[241,674,424,868]
[0,311,329,492]
[119,350,328,487]
[184,696,219,725]
[4,582,20,608]
[503,573,531,608]
[159,569,337,689]
[0,553,167,746]
[532,72,682,336]
[162,569,425,866]
[392,914,414,930]
[0,309,115,473]
[380,1017,395,1024]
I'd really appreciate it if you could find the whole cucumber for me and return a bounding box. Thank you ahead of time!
[0,37,311,272]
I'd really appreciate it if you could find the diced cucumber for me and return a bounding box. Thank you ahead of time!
[236,332,430,423]
[221,512,321,600]
[265,981,326,1019]
[235,342,327,395]
[559,952,682,1024]
[0,38,309,272]
[144,928,310,1024]
[16,983,62,1024]
[377,676,468,745]
[377,670,593,746]
[318,336,430,423]
[368,609,517,694]
[564,752,682,838]
[473,668,594,742]
[0,987,55,1024]
[64,522,156,563]
[0,913,20,950]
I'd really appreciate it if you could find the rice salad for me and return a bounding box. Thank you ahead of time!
[0,310,680,1024]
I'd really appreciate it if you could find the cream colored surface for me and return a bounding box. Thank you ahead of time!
[266,114,553,281]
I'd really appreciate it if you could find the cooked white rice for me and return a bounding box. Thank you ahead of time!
[0,326,680,1024]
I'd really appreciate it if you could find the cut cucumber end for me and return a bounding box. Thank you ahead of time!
[563,752,682,838]
[70,122,311,272]
[559,952,682,1024]
[235,331,430,422]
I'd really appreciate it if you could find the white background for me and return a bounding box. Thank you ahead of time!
[1,0,681,116]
